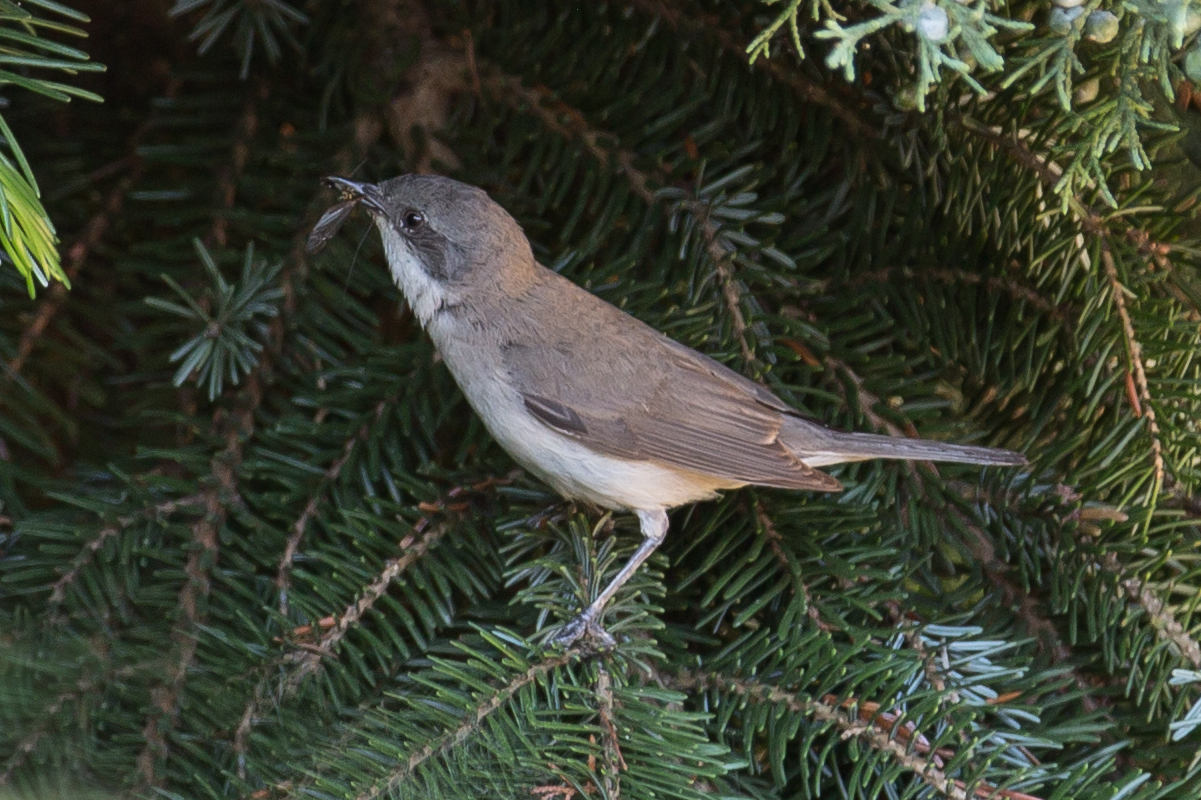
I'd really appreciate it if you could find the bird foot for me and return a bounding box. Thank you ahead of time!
[552,613,616,650]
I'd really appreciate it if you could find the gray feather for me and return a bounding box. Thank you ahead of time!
[499,271,1023,489]
[781,419,1027,467]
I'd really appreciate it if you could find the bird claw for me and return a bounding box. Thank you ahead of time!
[552,613,616,650]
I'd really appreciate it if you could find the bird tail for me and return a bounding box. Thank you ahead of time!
[782,420,1027,469]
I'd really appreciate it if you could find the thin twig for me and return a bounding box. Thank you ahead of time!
[595,662,626,796]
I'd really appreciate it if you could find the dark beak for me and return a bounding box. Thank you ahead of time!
[323,176,384,213]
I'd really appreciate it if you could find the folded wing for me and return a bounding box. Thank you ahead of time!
[503,319,843,493]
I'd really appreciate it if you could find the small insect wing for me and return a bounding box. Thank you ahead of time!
[305,199,358,254]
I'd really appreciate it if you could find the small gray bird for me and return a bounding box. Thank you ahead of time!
[313,174,1026,647]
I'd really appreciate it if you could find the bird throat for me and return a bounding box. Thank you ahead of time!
[378,223,451,327]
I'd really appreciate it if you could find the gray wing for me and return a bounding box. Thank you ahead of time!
[501,306,842,493]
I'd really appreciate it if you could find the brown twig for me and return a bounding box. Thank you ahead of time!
[1099,244,1164,488]
[595,662,626,797]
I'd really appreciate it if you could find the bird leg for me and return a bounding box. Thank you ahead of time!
[553,508,669,648]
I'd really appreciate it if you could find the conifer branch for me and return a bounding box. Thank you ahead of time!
[640,0,1172,496]
[954,115,1184,271]
[1100,244,1164,487]
[822,356,927,484]
[0,684,87,784]
[234,474,514,768]
[5,77,180,379]
[960,518,1068,662]
[1106,554,1201,670]
[668,670,1049,800]
[9,187,121,377]
[846,265,1071,324]
[894,612,952,698]
[695,202,753,362]
[486,72,656,206]
[275,394,398,616]
[487,65,755,360]
[136,89,263,791]
[595,662,626,795]
[304,473,513,663]
[349,648,584,800]
[823,356,915,439]
[953,111,1182,454]
[47,494,206,609]
[755,500,835,632]
[290,519,452,680]
[631,0,882,142]
[234,516,453,774]
[137,447,236,788]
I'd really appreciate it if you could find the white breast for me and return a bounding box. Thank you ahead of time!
[430,332,734,513]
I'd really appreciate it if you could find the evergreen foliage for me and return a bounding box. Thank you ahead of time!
[2,1,1201,799]
[0,0,103,296]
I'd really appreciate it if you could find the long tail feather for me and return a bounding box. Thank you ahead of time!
[784,423,1027,468]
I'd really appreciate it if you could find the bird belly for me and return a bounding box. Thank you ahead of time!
[484,396,730,510]
[434,343,733,510]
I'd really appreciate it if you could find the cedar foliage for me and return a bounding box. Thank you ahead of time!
[2,1,1201,798]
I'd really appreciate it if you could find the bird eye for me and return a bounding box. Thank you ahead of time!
[403,210,425,231]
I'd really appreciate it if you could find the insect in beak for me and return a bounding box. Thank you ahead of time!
[305,177,383,254]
